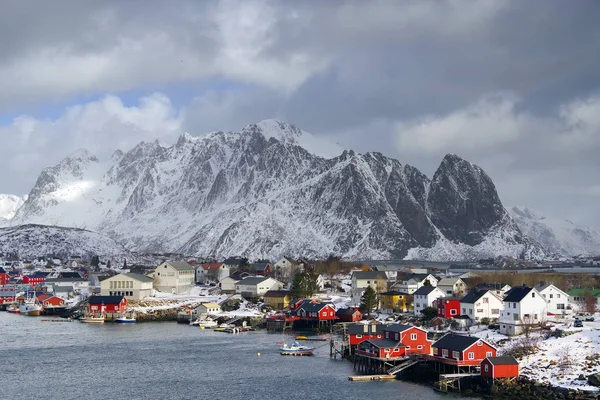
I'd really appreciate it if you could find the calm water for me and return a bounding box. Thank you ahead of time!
[0,313,465,400]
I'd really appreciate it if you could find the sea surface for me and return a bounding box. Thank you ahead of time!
[0,312,468,400]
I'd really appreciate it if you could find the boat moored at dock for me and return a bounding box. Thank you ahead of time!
[280,341,314,356]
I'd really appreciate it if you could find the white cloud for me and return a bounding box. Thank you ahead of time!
[395,94,527,153]
[0,93,183,193]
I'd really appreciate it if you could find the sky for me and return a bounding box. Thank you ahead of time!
[0,0,599,229]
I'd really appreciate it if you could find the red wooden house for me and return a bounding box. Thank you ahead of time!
[383,324,432,356]
[481,356,519,379]
[22,272,49,286]
[88,295,127,314]
[295,300,337,321]
[437,297,461,319]
[430,333,496,366]
[336,307,363,322]
[0,288,16,304]
[346,323,384,346]
[355,324,432,360]
[0,267,10,285]
[37,295,66,308]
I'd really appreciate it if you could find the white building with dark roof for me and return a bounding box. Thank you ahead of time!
[153,261,195,294]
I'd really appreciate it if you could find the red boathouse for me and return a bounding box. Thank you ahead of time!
[481,356,519,379]
[430,333,497,367]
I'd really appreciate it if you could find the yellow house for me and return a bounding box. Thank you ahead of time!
[380,290,413,313]
[263,290,292,310]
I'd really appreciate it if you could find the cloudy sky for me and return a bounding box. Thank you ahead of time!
[1,0,599,228]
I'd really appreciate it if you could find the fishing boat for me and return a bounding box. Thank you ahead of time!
[280,341,314,356]
[19,299,43,316]
[114,311,136,323]
[192,317,218,328]
[6,304,20,314]
[80,314,105,324]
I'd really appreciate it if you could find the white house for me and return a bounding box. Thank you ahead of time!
[218,276,239,293]
[235,276,283,298]
[460,289,504,321]
[392,273,438,294]
[437,277,467,297]
[499,286,547,336]
[373,265,398,280]
[153,261,196,294]
[195,262,229,284]
[350,271,389,305]
[273,257,303,281]
[536,282,570,315]
[101,273,154,300]
[413,286,446,316]
[194,302,221,315]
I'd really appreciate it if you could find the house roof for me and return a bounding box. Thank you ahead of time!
[297,300,335,313]
[54,285,74,292]
[460,289,488,304]
[200,263,223,271]
[399,273,433,282]
[433,333,493,352]
[347,323,384,335]
[124,273,154,283]
[59,272,82,279]
[413,286,440,296]
[198,302,220,308]
[352,271,388,280]
[373,265,398,272]
[485,356,518,366]
[336,308,361,316]
[503,286,533,302]
[383,324,412,333]
[237,276,269,286]
[45,277,86,283]
[380,290,410,296]
[264,290,291,298]
[163,261,195,271]
[475,282,509,291]
[88,295,125,305]
[365,339,405,349]
[437,277,463,286]
[249,262,270,271]
[222,256,243,265]
[0,267,6,273]
[535,282,567,295]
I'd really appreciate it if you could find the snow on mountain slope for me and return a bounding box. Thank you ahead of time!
[10,120,544,261]
[0,194,25,222]
[510,206,600,257]
[0,224,129,260]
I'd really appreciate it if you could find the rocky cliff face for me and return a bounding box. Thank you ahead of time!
[8,120,544,260]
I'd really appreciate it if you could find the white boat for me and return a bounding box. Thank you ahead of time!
[115,311,136,323]
[80,314,105,324]
[192,317,218,328]
[20,300,43,316]
[280,341,314,356]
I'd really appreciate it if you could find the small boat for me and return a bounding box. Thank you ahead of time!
[114,312,136,323]
[192,317,218,328]
[6,304,20,314]
[20,300,43,316]
[280,341,314,356]
[80,314,105,324]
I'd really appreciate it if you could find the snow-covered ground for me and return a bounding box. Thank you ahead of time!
[468,318,600,392]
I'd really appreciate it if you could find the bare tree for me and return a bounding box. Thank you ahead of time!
[584,292,597,314]
[520,315,535,338]
[558,345,573,374]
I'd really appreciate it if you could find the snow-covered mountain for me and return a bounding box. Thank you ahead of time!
[0,224,129,260]
[7,119,545,261]
[0,194,25,222]
[510,206,600,257]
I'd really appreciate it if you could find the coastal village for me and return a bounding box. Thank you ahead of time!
[2,254,600,398]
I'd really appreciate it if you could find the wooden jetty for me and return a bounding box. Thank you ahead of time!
[436,373,480,393]
[348,375,397,381]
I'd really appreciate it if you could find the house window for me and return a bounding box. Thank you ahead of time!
[411,333,417,340]
[532,293,535,298]
[395,333,399,340]
[452,351,459,359]
[492,309,499,314]
[442,349,448,358]
[486,352,493,357]
[462,308,466,313]
[484,364,489,372]
[477,340,483,346]
[557,294,561,299]
[468,352,474,360]
[417,345,423,349]
[557,304,565,310]
[549,294,553,299]
[450,309,457,315]
[356,335,362,338]
[483,298,488,304]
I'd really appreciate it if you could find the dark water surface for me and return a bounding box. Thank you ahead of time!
[0,312,466,400]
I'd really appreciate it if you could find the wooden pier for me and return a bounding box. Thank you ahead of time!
[436,373,480,393]
[348,375,397,381]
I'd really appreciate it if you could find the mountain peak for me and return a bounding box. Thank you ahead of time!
[244,119,301,144]
[64,148,98,163]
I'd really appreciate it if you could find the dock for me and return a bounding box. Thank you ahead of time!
[348,375,397,381]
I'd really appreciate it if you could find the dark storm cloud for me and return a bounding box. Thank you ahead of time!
[0,0,598,227]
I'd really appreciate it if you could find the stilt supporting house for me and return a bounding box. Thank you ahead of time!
[330,339,349,360]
